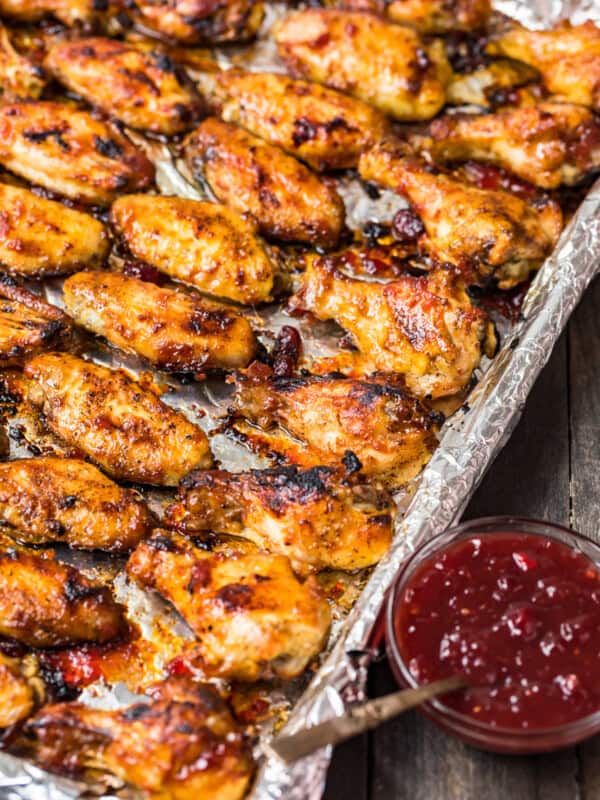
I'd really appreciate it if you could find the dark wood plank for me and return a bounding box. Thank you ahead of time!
[323,732,368,800]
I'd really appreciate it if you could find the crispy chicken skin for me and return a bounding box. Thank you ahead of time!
[230,367,440,483]
[0,653,40,728]
[0,277,71,367]
[0,23,46,101]
[0,540,124,647]
[110,195,275,305]
[26,676,254,800]
[445,58,540,109]
[63,271,257,373]
[291,259,495,399]
[127,531,331,681]
[419,102,600,189]
[0,102,154,205]
[0,0,105,25]
[487,21,600,111]
[165,465,393,574]
[45,38,203,136]
[0,183,109,277]
[24,353,212,486]
[275,9,449,121]
[0,457,153,552]
[184,118,345,248]
[204,70,389,171]
[359,140,563,287]
[126,0,264,44]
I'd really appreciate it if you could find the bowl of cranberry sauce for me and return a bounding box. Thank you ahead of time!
[386,517,600,753]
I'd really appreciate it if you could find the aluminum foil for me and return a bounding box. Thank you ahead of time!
[1,0,600,797]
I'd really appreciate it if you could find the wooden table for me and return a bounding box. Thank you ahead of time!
[324,275,600,800]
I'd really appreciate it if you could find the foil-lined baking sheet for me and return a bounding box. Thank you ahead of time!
[1,0,600,797]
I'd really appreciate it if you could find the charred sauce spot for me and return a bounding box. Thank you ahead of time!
[217,583,253,611]
[93,136,123,160]
[24,128,70,152]
[123,260,168,285]
[186,560,212,593]
[342,450,363,474]
[271,326,302,378]
[392,208,425,243]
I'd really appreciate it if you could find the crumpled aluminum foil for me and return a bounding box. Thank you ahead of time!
[1,0,600,797]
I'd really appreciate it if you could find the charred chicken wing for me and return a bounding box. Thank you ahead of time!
[230,367,441,483]
[63,270,257,373]
[127,531,331,681]
[24,353,212,485]
[45,38,203,136]
[0,183,109,277]
[0,0,106,26]
[275,9,450,121]
[0,457,153,552]
[110,194,276,305]
[203,70,389,171]
[0,653,41,728]
[165,465,392,574]
[359,140,563,287]
[445,58,540,109]
[0,540,124,647]
[26,676,254,800]
[0,22,46,101]
[184,118,345,248]
[0,102,154,205]
[384,0,491,33]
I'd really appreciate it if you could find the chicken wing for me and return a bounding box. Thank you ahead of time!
[0,277,71,367]
[274,9,449,121]
[385,0,490,33]
[359,140,563,287]
[0,0,107,26]
[0,539,125,647]
[24,353,212,485]
[445,58,540,109]
[230,366,441,484]
[110,194,276,305]
[63,270,257,373]
[0,457,153,552]
[165,465,392,574]
[45,38,203,136]
[0,102,154,205]
[291,258,495,398]
[0,22,46,101]
[0,183,109,277]
[183,118,345,248]
[203,69,389,171]
[0,653,41,729]
[417,102,600,189]
[26,676,254,800]
[487,21,600,111]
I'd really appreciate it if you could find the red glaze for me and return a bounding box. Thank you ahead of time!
[395,532,600,730]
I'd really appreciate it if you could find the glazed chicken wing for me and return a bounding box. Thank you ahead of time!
[0,22,46,101]
[165,465,392,574]
[275,9,449,121]
[445,58,540,109]
[384,0,490,33]
[0,277,71,367]
[127,531,331,681]
[0,183,109,277]
[183,118,345,248]
[26,677,254,800]
[24,353,212,485]
[45,38,203,136]
[0,539,124,647]
[203,70,389,171]
[230,367,441,484]
[0,457,153,552]
[0,0,106,25]
[0,653,41,728]
[487,21,600,111]
[291,258,495,399]
[0,102,154,205]
[359,140,563,287]
[63,270,257,373]
[110,195,276,305]
[418,102,600,189]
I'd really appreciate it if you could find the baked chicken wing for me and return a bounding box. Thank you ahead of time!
[183,118,345,248]
[445,58,540,109]
[45,38,203,136]
[359,140,563,287]
[230,367,441,484]
[63,270,257,373]
[0,653,41,728]
[0,22,46,101]
[0,102,154,205]
[487,21,600,111]
[0,457,153,552]
[25,676,254,800]
[165,465,393,574]
[0,539,125,647]
[24,353,212,485]
[203,69,389,171]
[127,531,331,681]
[275,9,449,121]
[0,277,71,367]
[384,0,491,33]
[0,183,109,277]
[110,194,276,305]
[0,0,107,26]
